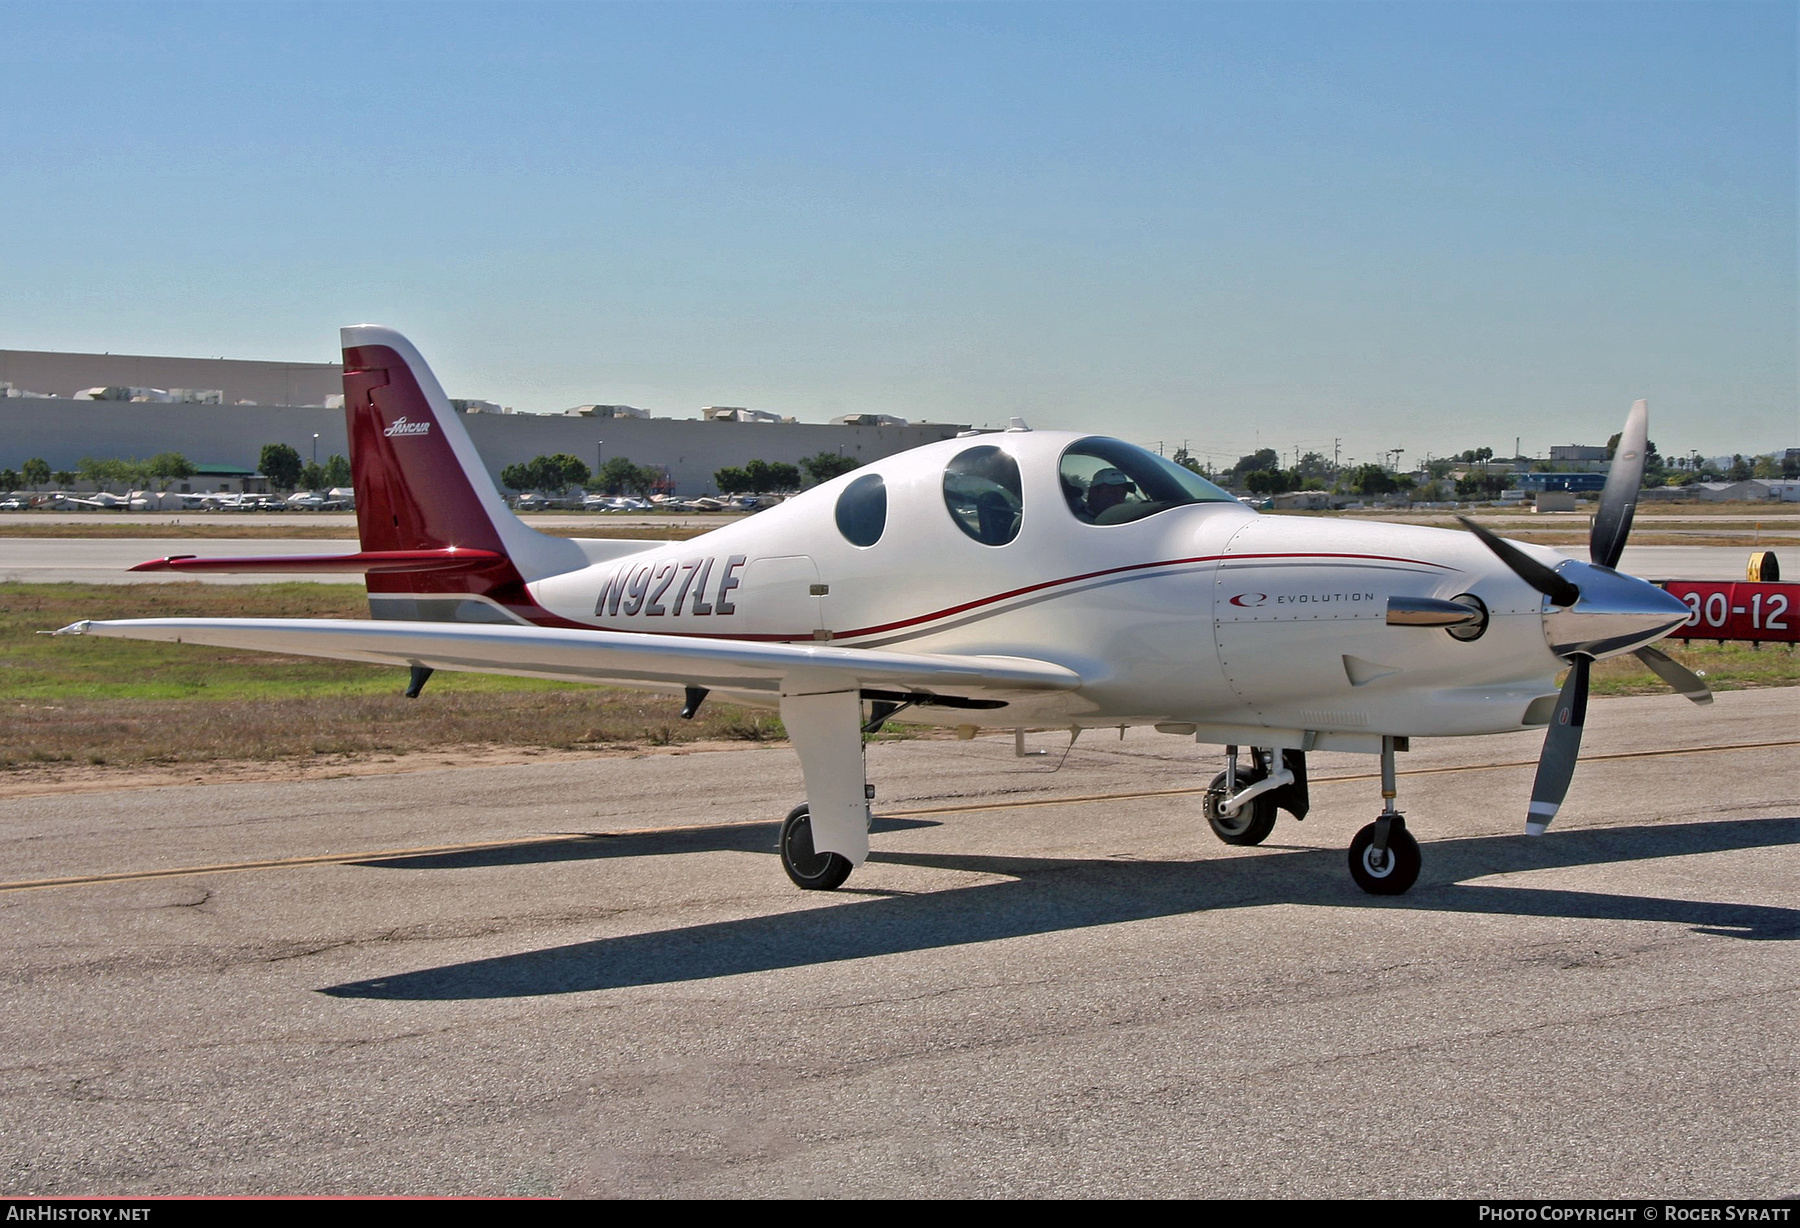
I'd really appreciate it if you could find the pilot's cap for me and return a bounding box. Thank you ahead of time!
[1090,467,1132,487]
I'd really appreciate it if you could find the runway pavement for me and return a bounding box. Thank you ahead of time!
[0,688,1795,1197]
[0,537,1777,584]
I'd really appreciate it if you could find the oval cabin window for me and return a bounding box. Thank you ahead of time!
[942,445,1023,546]
[834,473,888,547]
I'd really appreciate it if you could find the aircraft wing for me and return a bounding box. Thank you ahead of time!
[53,618,1083,699]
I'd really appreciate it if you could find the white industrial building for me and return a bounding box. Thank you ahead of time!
[0,347,970,496]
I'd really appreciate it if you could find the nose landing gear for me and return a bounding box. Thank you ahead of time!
[1347,735,1421,895]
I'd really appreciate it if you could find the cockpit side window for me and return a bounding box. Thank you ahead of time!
[1059,437,1237,526]
[943,445,1023,546]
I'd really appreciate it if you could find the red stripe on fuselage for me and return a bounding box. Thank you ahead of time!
[514,550,1454,643]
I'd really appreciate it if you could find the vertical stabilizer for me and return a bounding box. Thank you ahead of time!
[340,325,586,622]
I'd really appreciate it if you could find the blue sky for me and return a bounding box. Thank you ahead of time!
[1,1,1792,466]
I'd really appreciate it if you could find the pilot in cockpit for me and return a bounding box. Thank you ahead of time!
[1082,466,1135,521]
[1059,437,1237,527]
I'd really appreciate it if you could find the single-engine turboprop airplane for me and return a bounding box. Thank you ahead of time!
[56,327,1709,895]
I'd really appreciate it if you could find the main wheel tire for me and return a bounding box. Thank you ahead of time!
[1348,819,1421,895]
[1204,771,1278,846]
[779,803,854,891]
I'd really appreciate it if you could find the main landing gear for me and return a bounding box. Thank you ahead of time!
[779,803,855,891]
[1205,736,1422,895]
[1203,745,1307,847]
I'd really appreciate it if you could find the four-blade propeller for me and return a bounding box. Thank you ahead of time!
[1459,399,1710,836]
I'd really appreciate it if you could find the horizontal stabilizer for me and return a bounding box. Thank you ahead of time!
[53,618,1085,700]
[129,548,506,575]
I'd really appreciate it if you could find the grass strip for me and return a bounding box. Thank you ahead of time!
[1,582,783,768]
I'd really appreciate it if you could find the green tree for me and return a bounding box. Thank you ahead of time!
[1455,472,1510,499]
[1295,451,1333,482]
[596,456,644,495]
[1229,449,1280,487]
[741,459,799,493]
[0,469,19,492]
[714,465,750,493]
[322,454,352,487]
[626,464,662,498]
[259,443,304,491]
[800,451,859,485]
[21,458,49,490]
[147,452,195,489]
[1728,454,1753,482]
[78,456,139,491]
[501,453,590,494]
[542,453,590,492]
[1170,446,1207,477]
[1245,469,1293,495]
[1352,464,1398,497]
[53,470,75,488]
[299,461,326,491]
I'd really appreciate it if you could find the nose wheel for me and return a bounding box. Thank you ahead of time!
[1346,735,1421,895]
[779,803,854,891]
[1348,817,1420,895]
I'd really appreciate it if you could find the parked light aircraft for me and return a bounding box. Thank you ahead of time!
[57,327,1708,895]
[55,491,136,510]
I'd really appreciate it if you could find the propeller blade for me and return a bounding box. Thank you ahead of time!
[1527,656,1590,835]
[1591,398,1648,570]
[1634,645,1713,705]
[1458,516,1581,607]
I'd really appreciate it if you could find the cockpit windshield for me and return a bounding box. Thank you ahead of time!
[1059,437,1237,526]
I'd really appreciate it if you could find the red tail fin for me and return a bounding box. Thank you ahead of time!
[339,325,584,622]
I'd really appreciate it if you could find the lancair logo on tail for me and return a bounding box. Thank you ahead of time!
[384,417,432,437]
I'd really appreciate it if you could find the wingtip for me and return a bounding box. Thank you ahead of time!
[49,620,92,636]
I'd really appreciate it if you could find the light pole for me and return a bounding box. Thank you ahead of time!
[311,434,319,466]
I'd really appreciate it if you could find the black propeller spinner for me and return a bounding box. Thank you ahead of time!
[1458,399,1710,835]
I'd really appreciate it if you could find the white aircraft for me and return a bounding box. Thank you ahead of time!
[59,326,1706,896]
[56,491,135,510]
[285,491,351,511]
[194,492,282,512]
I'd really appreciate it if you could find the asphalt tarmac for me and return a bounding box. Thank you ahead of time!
[0,538,1776,584]
[1,689,1795,1197]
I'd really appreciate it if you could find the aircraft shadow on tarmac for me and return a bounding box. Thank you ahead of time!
[347,816,941,870]
[322,815,1800,1001]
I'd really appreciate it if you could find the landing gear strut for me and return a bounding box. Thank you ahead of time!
[1204,746,1307,846]
[1204,747,1278,846]
[1348,735,1421,895]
